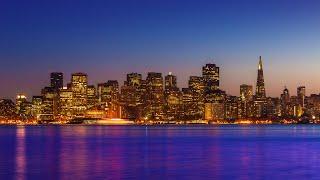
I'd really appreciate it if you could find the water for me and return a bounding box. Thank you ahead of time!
[1,125,320,179]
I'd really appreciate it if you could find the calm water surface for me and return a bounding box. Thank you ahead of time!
[1,125,320,179]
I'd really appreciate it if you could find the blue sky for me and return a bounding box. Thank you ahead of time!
[1,0,320,99]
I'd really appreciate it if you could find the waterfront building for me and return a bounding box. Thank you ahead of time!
[238,84,253,118]
[105,80,120,118]
[41,87,58,121]
[59,87,73,119]
[87,85,97,109]
[71,73,88,116]
[266,97,281,118]
[188,76,205,118]
[31,96,43,120]
[225,95,238,120]
[145,72,164,120]
[0,99,16,120]
[120,74,144,119]
[297,86,306,108]
[204,89,226,121]
[16,94,32,119]
[164,72,181,121]
[280,87,290,117]
[253,56,267,118]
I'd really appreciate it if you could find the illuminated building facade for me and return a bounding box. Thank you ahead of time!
[297,86,306,108]
[121,73,144,119]
[59,87,73,119]
[87,85,97,109]
[50,72,63,90]
[164,72,181,121]
[238,84,253,118]
[0,99,16,120]
[280,87,290,117]
[31,96,43,120]
[71,73,88,116]
[225,96,238,120]
[145,72,164,120]
[253,56,267,118]
[7,59,320,124]
[204,90,226,121]
[16,94,32,119]
[202,63,219,91]
[41,87,57,121]
[188,76,205,119]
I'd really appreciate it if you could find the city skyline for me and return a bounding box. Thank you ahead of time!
[2,0,320,98]
[0,57,312,100]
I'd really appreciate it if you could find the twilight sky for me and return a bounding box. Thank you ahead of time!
[1,0,320,99]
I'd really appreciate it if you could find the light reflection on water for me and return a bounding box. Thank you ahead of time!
[15,126,25,180]
[0,125,320,179]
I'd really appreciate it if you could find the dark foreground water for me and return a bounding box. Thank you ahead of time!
[1,125,320,179]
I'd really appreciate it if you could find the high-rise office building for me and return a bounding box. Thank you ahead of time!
[145,72,164,120]
[126,73,142,87]
[202,63,219,91]
[71,73,88,116]
[255,56,266,99]
[238,84,253,118]
[164,72,180,120]
[181,88,199,120]
[189,76,204,94]
[41,87,59,121]
[87,85,97,109]
[280,87,291,117]
[225,95,238,120]
[253,56,267,118]
[204,89,226,121]
[165,72,177,89]
[240,84,253,101]
[16,94,27,114]
[50,72,63,90]
[0,99,16,119]
[121,73,144,119]
[16,94,32,119]
[297,86,306,108]
[59,87,73,119]
[105,80,120,118]
[31,96,43,120]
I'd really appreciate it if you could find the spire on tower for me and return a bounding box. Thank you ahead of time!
[258,56,263,70]
[256,56,266,99]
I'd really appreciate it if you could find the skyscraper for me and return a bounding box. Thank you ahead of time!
[16,94,32,119]
[87,85,97,109]
[121,73,144,119]
[71,73,88,116]
[126,73,142,87]
[105,80,120,118]
[145,72,164,120]
[238,84,253,118]
[240,84,253,101]
[31,96,43,120]
[41,87,57,121]
[254,56,267,118]
[297,86,306,108]
[59,87,73,119]
[280,87,290,117]
[202,63,219,91]
[50,72,63,90]
[165,72,177,89]
[255,56,266,99]
[164,72,180,121]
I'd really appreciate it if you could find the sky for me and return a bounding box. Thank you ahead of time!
[1,0,320,99]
